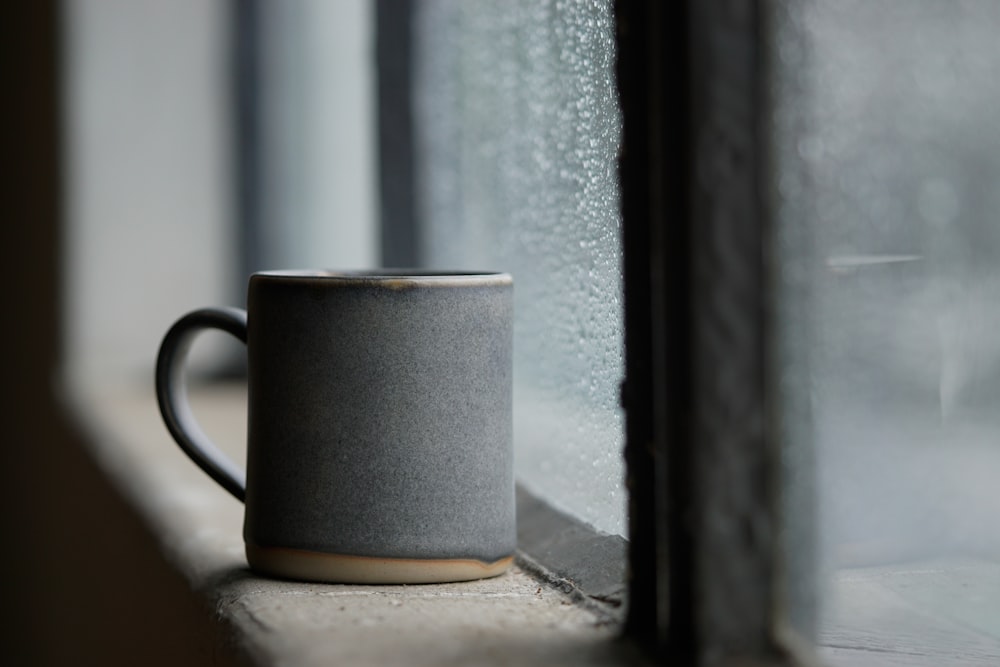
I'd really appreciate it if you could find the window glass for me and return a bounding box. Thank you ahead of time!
[776,0,1000,657]
[413,0,625,535]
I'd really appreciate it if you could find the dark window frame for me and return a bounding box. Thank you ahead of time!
[617,2,816,663]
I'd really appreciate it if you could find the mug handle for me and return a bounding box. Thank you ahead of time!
[155,307,248,502]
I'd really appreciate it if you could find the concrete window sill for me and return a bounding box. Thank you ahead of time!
[61,379,1000,666]
[64,380,636,666]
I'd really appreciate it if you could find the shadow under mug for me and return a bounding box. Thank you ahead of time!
[155,270,515,584]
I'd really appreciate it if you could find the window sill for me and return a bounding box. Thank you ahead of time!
[62,379,636,666]
[819,558,1000,666]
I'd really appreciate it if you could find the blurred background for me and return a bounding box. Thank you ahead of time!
[771,1,1000,655]
[786,0,1000,567]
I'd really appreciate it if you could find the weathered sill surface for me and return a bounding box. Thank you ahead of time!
[66,380,635,666]
[819,558,1000,667]
[68,379,1000,666]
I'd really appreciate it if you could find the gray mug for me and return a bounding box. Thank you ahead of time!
[156,270,515,584]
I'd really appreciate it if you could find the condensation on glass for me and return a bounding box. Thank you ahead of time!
[413,1,624,536]
[773,0,1000,657]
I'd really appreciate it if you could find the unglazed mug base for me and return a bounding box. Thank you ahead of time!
[246,543,514,584]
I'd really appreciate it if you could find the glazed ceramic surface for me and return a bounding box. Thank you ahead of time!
[156,270,515,583]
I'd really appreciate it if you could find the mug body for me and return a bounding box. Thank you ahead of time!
[243,270,515,583]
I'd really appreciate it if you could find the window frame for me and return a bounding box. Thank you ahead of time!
[618,2,818,663]
[617,2,819,663]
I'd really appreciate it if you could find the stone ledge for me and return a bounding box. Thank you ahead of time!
[64,380,641,666]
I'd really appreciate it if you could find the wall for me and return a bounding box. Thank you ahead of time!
[0,5,234,664]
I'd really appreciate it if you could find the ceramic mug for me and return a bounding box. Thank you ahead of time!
[155,270,515,583]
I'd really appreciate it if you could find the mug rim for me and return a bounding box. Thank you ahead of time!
[251,269,512,287]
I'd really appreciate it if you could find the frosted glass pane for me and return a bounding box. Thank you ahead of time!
[414,1,624,535]
[774,0,1000,656]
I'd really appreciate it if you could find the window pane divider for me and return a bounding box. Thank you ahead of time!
[617,2,821,664]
